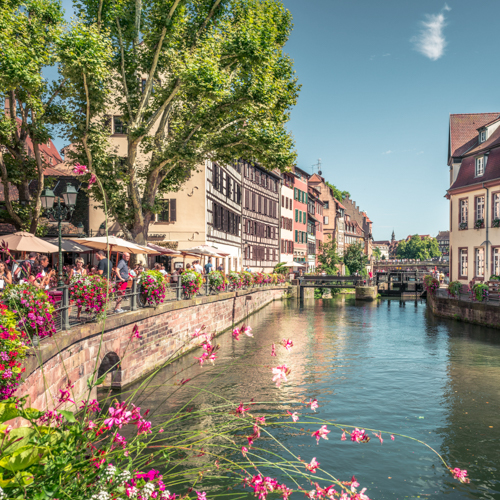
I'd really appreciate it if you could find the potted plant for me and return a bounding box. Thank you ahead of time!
[228,271,243,290]
[447,281,462,298]
[181,270,203,297]
[474,219,484,229]
[492,218,500,228]
[472,282,489,302]
[208,270,227,292]
[138,270,167,306]
[459,222,468,230]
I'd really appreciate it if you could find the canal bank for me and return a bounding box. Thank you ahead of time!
[121,296,500,500]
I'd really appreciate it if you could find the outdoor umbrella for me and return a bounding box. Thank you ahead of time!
[0,231,59,254]
[281,262,306,267]
[180,245,225,257]
[44,238,93,253]
[70,236,159,255]
[147,243,181,255]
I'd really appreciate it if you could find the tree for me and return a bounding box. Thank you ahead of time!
[317,234,342,273]
[325,180,350,201]
[0,0,66,233]
[372,246,381,260]
[396,235,441,260]
[65,0,300,245]
[343,242,368,275]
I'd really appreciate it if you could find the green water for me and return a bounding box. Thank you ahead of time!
[121,297,500,499]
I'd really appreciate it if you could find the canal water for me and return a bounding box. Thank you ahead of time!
[120,297,500,499]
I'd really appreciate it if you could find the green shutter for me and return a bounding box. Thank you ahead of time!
[305,193,308,204]
[299,211,302,223]
[294,188,297,200]
[295,209,298,222]
[295,230,298,242]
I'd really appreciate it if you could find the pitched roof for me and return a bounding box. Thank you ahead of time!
[450,146,500,191]
[333,198,346,210]
[436,230,449,239]
[449,113,500,159]
[463,123,500,156]
[373,240,390,246]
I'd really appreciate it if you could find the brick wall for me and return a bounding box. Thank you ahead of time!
[16,287,288,413]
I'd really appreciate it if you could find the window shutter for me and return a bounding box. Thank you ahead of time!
[295,209,298,222]
[170,199,177,222]
[294,188,297,200]
[237,184,241,205]
[213,164,218,190]
[252,192,256,211]
[282,195,284,207]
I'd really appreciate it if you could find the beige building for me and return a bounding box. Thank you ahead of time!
[447,113,500,282]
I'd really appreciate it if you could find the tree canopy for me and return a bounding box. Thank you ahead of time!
[317,234,342,273]
[396,235,441,260]
[63,0,300,244]
[325,181,349,202]
[343,242,368,275]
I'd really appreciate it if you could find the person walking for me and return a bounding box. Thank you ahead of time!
[96,250,111,280]
[204,257,213,275]
[194,260,203,274]
[114,252,130,313]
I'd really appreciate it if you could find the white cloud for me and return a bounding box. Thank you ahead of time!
[382,150,393,155]
[412,5,451,61]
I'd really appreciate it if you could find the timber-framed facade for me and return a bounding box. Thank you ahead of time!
[242,162,280,272]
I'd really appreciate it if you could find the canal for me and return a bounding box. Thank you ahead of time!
[120,297,500,499]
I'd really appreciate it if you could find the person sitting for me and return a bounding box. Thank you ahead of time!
[0,261,12,291]
[113,252,130,313]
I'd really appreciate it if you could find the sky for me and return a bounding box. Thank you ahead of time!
[52,0,500,240]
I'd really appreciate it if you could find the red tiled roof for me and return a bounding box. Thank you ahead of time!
[449,113,500,158]
[478,116,500,129]
[334,198,346,210]
[450,146,500,191]
[464,124,500,156]
[15,118,62,166]
[373,240,390,246]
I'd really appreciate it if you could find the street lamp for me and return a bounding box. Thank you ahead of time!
[41,185,78,286]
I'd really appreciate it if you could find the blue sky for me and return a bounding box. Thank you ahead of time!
[53,0,500,240]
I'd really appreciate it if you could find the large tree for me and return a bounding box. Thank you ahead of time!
[65,0,300,244]
[0,0,66,233]
[317,234,342,273]
[396,235,441,260]
[343,242,368,275]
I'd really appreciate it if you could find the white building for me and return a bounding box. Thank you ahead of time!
[280,171,294,263]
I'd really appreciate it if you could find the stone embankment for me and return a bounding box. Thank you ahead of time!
[17,286,290,412]
[428,292,500,329]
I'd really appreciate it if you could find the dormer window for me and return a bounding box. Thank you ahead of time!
[480,130,487,143]
[475,156,485,177]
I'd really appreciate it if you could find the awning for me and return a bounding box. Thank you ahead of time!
[44,238,93,253]
[148,243,181,255]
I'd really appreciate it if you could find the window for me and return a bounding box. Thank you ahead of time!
[294,188,298,200]
[460,199,468,225]
[282,195,284,207]
[494,193,500,220]
[113,116,127,135]
[324,201,329,209]
[303,211,306,222]
[157,199,176,222]
[324,216,329,225]
[475,156,484,176]
[475,247,484,277]
[476,196,485,222]
[494,248,500,275]
[295,209,298,222]
[480,130,486,143]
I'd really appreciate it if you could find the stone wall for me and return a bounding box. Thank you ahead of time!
[17,287,288,412]
[428,293,500,329]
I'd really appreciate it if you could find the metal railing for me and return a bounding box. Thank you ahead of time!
[434,287,500,304]
[49,278,283,333]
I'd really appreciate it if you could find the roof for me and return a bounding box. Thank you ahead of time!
[463,124,500,156]
[449,113,500,159]
[333,198,346,210]
[436,230,449,240]
[405,234,431,241]
[449,146,500,191]
[373,240,390,246]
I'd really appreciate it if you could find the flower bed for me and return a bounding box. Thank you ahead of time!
[228,271,243,289]
[69,275,114,320]
[0,304,27,399]
[423,275,439,295]
[138,270,167,306]
[2,283,56,340]
[240,271,253,288]
[447,281,462,298]
[208,270,227,292]
[252,272,264,285]
[181,270,203,296]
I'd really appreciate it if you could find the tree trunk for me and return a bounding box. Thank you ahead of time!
[130,210,153,265]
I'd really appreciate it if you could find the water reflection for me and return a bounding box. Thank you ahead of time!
[114,298,500,499]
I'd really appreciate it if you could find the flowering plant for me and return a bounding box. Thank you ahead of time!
[228,271,243,289]
[0,304,27,399]
[447,281,462,298]
[138,270,167,306]
[472,282,489,302]
[263,273,273,284]
[423,275,439,295]
[493,218,500,228]
[181,270,203,296]
[2,283,56,340]
[240,271,253,288]
[69,274,114,321]
[252,272,265,285]
[474,218,484,229]
[459,222,468,230]
[208,270,227,292]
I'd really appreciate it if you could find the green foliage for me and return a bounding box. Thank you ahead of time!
[396,235,441,260]
[472,283,489,302]
[372,247,381,260]
[325,181,350,201]
[343,243,368,275]
[448,281,462,298]
[317,234,342,273]
[64,0,301,243]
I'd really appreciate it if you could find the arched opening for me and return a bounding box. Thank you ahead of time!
[98,352,121,379]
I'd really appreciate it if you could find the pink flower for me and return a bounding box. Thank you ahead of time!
[311,425,330,444]
[287,410,299,422]
[132,324,142,339]
[73,163,88,175]
[305,457,320,473]
[232,328,241,340]
[391,434,395,441]
[242,326,253,337]
[271,365,289,388]
[88,173,97,187]
[351,428,369,443]
[281,339,293,351]
[372,432,383,444]
[271,343,276,356]
[196,492,207,500]
[307,398,319,411]
[235,403,249,415]
[241,446,248,457]
[341,431,346,441]
[452,468,470,483]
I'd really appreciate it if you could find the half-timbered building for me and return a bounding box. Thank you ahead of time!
[242,162,280,272]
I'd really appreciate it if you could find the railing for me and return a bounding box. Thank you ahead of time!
[298,275,369,287]
[434,286,500,304]
[48,278,284,333]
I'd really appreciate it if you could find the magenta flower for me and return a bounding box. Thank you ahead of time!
[311,425,330,444]
[341,432,346,441]
[286,410,299,422]
[281,339,293,351]
[271,365,289,388]
[350,428,369,443]
[196,492,207,500]
[88,173,97,187]
[271,343,276,356]
[305,457,319,473]
[391,434,395,441]
[242,446,248,457]
[132,324,142,339]
[452,468,470,483]
[307,398,319,411]
[73,163,88,175]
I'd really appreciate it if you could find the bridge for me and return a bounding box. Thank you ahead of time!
[374,261,448,273]
[297,271,427,299]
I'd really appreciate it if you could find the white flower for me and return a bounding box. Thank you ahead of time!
[141,483,156,500]
[90,490,111,500]
[117,469,131,484]
[0,486,6,500]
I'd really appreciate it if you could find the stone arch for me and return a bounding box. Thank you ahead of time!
[98,352,121,379]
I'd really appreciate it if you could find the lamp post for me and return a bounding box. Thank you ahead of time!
[40,185,78,286]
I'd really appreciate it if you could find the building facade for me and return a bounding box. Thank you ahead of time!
[292,167,309,265]
[447,113,500,282]
[372,241,390,260]
[307,186,324,270]
[436,230,450,261]
[242,162,280,272]
[280,171,294,263]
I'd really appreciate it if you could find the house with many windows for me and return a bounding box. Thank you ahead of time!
[280,171,294,263]
[447,113,500,282]
[307,185,324,270]
[241,162,280,272]
[292,166,309,265]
